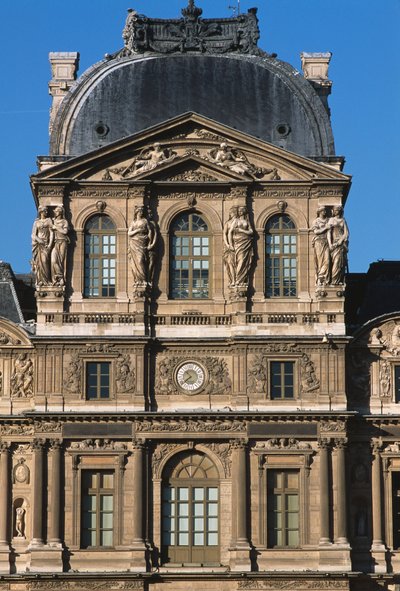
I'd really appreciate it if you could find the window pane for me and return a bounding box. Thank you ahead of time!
[207,532,218,546]
[100,530,113,546]
[287,530,299,546]
[178,488,189,501]
[194,488,204,501]
[194,533,204,545]
[101,513,114,529]
[178,533,189,545]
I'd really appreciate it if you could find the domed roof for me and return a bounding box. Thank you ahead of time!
[50,5,335,159]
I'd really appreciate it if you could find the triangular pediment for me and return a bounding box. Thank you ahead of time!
[32,112,351,186]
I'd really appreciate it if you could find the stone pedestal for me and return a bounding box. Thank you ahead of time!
[28,547,63,572]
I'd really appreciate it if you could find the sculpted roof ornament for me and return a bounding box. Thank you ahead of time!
[118,3,265,56]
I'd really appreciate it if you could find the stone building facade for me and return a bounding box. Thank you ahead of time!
[0,3,398,591]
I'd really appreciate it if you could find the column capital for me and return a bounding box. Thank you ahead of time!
[371,439,383,455]
[333,438,348,451]
[317,438,331,450]
[49,439,62,452]
[0,441,10,453]
[231,439,247,450]
[32,438,46,451]
[131,439,146,451]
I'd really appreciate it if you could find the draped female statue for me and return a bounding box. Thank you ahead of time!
[31,206,53,286]
[311,206,331,286]
[127,205,157,287]
[224,205,254,288]
[51,206,70,286]
[327,205,349,285]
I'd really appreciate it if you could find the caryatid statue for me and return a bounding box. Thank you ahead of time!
[31,206,54,286]
[127,205,158,291]
[51,206,70,287]
[311,206,331,286]
[223,205,254,290]
[327,205,349,285]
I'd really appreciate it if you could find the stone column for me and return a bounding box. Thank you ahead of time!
[335,439,348,545]
[130,440,146,572]
[31,439,45,547]
[318,439,331,545]
[48,441,62,545]
[0,442,10,546]
[371,442,384,548]
[230,440,250,571]
[235,442,248,545]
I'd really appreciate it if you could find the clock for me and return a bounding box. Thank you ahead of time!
[176,361,206,394]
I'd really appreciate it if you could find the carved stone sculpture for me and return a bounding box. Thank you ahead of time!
[106,143,177,180]
[327,205,349,285]
[10,353,34,398]
[13,458,30,484]
[31,206,54,286]
[119,3,265,57]
[300,353,320,393]
[248,355,268,393]
[379,360,391,398]
[128,205,158,295]
[223,205,254,295]
[51,206,70,287]
[64,353,82,394]
[207,143,278,179]
[115,354,136,393]
[312,206,331,286]
[15,506,26,538]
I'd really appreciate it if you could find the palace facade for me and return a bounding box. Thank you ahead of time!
[0,3,398,591]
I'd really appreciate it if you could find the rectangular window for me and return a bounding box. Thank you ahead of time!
[86,362,111,400]
[81,470,114,548]
[395,366,400,403]
[270,361,294,399]
[267,470,299,548]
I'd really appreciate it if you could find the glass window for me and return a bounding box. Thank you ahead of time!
[265,214,297,297]
[395,366,400,402]
[162,452,219,564]
[84,215,116,297]
[393,472,400,549]
[81,470,114,548]
[86,362,111,400]
[270,361,295,399]
[170,213,210,299]
[267,470,300,548]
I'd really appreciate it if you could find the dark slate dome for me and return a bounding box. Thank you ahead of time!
[50,6,335,158]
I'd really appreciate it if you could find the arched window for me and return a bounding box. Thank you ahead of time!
[84,215,116,297]
[170,212,210,299]
[265,214,297,297]
[162,451,219,565]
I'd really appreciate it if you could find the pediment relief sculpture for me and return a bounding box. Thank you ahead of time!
[368,321,400,356]
[101,141,281,182]
[255,438,312,451]
[0,331,21,346]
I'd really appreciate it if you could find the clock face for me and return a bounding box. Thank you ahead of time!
[176,362,206,393]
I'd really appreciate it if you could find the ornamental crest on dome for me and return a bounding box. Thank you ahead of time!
[117,2,265,57]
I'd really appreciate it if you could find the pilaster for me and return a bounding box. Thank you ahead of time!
[229,440,251,571]
[130,441,147,572]
[0,442,11,573]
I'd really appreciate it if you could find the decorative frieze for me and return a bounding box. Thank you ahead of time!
[1,423,34,436]
[254,438,312,450]
[237,579,349,589]
[28,581,144,590]
[135,418,246,433]
[68,439,127,451]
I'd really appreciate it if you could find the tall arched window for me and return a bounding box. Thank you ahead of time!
[170,212,210,299]
[162,451,219,565]
[84,215,116,297]
[265,214,297,297]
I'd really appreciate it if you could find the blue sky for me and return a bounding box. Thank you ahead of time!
[0,0,399,274]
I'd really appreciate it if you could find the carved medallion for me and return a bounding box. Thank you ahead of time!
[13,458,30,484]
